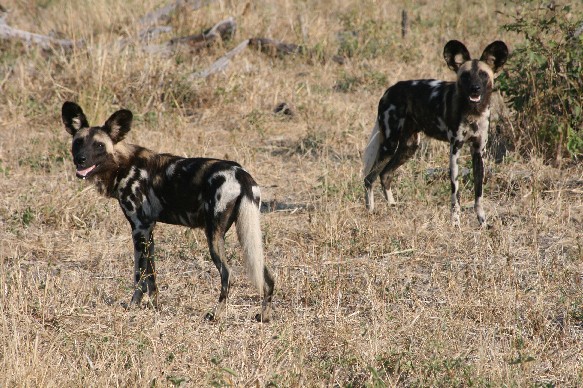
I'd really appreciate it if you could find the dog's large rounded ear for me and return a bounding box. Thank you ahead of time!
[443,40,471,72]
[62,101,89,136]
[480,41,509,73]
[103,109,133,143]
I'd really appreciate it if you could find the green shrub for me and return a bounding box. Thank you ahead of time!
[498,2,582,164]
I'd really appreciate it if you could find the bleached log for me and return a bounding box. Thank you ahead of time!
[0,18,81,50]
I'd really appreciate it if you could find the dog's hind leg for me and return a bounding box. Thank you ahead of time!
[204,225,231,321]
[129,224,158,308]
[378,120,420,206]
[363,129,401,211]
[258,267,275,322]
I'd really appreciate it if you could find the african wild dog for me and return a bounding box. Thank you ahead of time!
[62,102,274,321]
[362,40,508,226]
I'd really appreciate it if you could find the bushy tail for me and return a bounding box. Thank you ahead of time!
[363,121,382,177]
[236,195,265,295]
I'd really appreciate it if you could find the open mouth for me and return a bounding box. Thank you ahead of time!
[76,164,97,179]
[469,95,482,103]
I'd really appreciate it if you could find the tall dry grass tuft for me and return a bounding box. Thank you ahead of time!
[1,0,582,386]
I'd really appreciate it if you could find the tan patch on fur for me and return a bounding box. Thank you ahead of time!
[113,142,134,164]
[73,127,91,141]
[193,160,221,185]
[458,61,494,81]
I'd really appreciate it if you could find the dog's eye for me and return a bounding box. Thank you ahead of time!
[96,142,104,148]
[73,138,83,148]
[479,71,489,79]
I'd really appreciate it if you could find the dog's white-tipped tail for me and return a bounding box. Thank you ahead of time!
[236,195,265,295]
[363,121,382,177]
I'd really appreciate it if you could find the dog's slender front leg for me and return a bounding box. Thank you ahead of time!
[471,140,486,226]
[130,225,158,308]
[449,141,463,227]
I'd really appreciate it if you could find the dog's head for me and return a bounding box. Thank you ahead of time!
[443,40,508,113]
[62,102,132,180]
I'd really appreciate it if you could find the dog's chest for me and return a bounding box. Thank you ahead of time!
[448,108,490,143]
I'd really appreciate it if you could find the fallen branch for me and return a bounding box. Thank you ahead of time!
[0,17,81,50]
[191,39,249,79]
[169,17,235,52]
[142,17,235,55]
[192,32,349,78]
[248,37,305,57]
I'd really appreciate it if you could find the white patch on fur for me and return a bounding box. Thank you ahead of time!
[130,180,141,196]
[72,117,83,130]
[398,118,405,131]
[252,185,261,204]
[449,144,462,226]
[211,169,241,215]
[117,166,137,193]
[382,105,395,138]
[428,80,443,100]
[384,188,396,205]
[474,197,485,226]
[166,163,177,177]
[428,80,442,88]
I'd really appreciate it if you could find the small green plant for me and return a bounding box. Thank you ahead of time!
[498,2,583,164]
[21,207,34,227]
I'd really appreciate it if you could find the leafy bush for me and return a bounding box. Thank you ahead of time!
[498,3,582,164]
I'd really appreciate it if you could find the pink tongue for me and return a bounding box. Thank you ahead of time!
[77,164,96,176]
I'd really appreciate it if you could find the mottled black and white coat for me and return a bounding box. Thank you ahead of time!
[62,102,274,321]
[363,40,508,226]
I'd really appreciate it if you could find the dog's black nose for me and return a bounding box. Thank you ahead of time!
[470,85,481,94]
[74,155,86,165]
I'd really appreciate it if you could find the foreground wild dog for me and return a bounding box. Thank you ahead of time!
[62,102,274,321]
[363,40,508,226]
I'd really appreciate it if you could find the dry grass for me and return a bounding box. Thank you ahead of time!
[1,0,582,386]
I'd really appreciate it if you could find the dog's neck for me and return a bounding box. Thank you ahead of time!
[91,143,139,198]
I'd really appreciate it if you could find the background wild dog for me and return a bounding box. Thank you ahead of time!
[61,102,274,322]
[363,40,508,226]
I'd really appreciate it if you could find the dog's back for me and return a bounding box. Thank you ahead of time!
[377,79,455,143]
